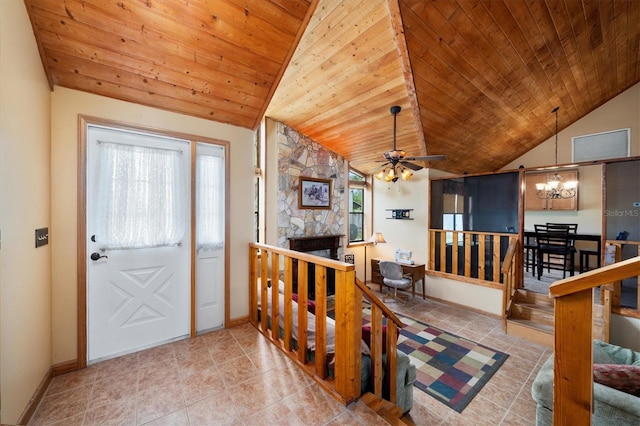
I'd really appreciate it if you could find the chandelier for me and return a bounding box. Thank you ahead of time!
[536,106,578,199]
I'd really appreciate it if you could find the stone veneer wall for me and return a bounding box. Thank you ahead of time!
[276,122,346,256]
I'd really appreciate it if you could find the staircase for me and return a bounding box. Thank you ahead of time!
[506,289,555,347]
[506,288,607,347]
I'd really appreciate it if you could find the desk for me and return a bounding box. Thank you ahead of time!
[524,231,601,272]
[371,258,426,299]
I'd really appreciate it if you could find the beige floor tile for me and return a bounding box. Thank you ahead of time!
[180,366,226,405]
[143,408,190,426]
[82,398,136,426]
[227,375,284,419]
[30,384,92,425]
[243,400,306,426]
[46,366,99,396]
[186,393,241,425]
[88,371,138,410]
[176,350,216,378]
[93,353,139,382]
[500,411,535,425]
[217,354,260,386]
[136,380,185,425]
[345,400,391,425]
[282,385,345,426]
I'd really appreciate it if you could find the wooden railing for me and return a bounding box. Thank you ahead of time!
[500,236,520,330]
[428,230,513,288]
[249,242,405,406]
[549,255,640,425]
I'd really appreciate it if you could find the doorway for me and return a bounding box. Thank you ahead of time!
[79,118,229,365]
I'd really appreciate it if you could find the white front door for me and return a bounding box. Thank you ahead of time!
[195,143,226,332]
[86,125,191,362]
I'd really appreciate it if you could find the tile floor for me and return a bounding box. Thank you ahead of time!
[29,289,551,425]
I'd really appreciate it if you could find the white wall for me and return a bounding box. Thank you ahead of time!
[370,169,429,270]
[368,169,504,315]
[0,1,53,423]
[50,87,256,364]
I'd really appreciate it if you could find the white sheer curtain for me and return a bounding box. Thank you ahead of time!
[196,148,224,251]
[96,141,186,250]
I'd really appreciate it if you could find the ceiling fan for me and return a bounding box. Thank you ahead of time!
[373,105,445,182]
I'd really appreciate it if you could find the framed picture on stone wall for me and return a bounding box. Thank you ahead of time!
[298,176,331,209]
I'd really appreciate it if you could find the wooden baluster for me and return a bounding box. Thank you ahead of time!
[464,233,471,276]
[478,235,486,279]
[429,230,436,270]
[260,249,269,333]
[493,236,501,284]
[270,252,280,342]
[283,257,293,352]
[370,304,383,397]
[452,231,459,275]
[315,265,327,379]
[297,260,308,364]
[387,320,398,404]
[439,231,447,272]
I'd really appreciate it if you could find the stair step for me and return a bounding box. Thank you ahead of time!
[506,318,554,347]
[510,303,555,327]
[360,392,410,425]
[514,289,554,307]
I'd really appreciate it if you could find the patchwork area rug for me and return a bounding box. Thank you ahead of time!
[361,308,509,413]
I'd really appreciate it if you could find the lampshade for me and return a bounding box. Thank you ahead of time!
[370,232,386,244]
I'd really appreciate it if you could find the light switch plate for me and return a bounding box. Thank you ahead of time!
[36,228,49,248]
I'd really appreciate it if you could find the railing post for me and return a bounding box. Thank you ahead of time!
[333,268,360,402]
[553,289,593,425]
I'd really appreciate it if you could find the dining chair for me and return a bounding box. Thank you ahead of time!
[534,224,575,279]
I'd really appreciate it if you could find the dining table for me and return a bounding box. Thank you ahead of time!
[524,230,602,272]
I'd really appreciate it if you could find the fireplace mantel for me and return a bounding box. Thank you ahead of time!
[288,234,344,260]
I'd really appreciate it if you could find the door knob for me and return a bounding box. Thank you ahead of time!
[90,252,108,261]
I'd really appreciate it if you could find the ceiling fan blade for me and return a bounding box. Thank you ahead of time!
[371,162,390,173]
[404,155,447,162]
[399,161,423,171]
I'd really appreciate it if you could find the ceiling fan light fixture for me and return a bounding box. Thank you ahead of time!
[386,167,396,181]
[400,167,413,181]
[373,105,445,183]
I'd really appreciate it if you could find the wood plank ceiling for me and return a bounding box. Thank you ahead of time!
[25,0,640,175]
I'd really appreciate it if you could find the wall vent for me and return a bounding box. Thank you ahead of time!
[572,128,630,162]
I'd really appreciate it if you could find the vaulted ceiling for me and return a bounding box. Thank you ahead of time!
[25,0,640,175]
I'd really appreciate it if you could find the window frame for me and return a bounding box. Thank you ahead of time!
[348,168,369,245]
